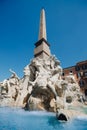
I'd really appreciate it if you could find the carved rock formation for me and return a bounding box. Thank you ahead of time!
[0,55,83,116]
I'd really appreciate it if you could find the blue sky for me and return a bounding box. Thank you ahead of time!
[0,0,87,80]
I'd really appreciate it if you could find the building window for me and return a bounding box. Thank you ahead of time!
[75,66,80,71]
[82,65,87,70]
[79,80,85,87]
[77,73,81,78]
[70,70,72,73]
[85,90,87,96]
[84,72,87,76]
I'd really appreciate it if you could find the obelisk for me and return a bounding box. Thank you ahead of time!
[34,9,51,59]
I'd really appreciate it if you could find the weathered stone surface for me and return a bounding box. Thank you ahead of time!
[0,55,83,115]
[56,109,76,121]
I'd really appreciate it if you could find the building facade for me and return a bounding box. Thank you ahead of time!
[63,60,87,95]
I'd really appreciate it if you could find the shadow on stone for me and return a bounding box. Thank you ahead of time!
[57,113,68,121]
